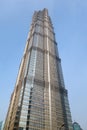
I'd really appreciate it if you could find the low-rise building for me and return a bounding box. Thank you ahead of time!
[73,122,83,130]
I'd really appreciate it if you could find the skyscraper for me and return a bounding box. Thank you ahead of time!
[4,9,73,130]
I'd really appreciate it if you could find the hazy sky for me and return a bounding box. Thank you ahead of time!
[0,0,87,129]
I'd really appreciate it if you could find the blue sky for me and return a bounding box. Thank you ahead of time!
[0,0,87,129]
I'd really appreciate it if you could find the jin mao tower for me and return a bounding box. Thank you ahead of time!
[4,9,73,130]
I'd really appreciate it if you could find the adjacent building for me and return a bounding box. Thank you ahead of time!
[4,8,73,130]
[73,122,83,130]
[0,121,4,130]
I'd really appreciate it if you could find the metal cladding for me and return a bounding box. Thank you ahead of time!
[4,9,73,130]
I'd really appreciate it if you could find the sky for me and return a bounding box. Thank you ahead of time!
[0,0,87,129]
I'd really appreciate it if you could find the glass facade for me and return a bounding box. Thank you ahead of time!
[4,8,73,130]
